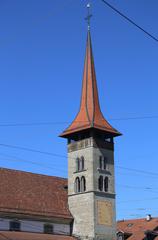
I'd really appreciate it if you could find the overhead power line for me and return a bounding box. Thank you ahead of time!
[0,155,66,173]
[0,143,158,177]
[116,166,158,177]
[118,207,158,212]
[1,153,158,183]
[117,197,158,204]
[0,143,67,159]
[116,170,158,180]
[100,0,158,43]
[0,121,70,127]
[0,115,158,127]
[1,153,157,193]
[1,153,158,206]
[117,184,158,194]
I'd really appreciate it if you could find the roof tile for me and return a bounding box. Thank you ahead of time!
[0,168,72,220]
[117,218,158,240]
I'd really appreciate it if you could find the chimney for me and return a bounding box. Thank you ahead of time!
[146,214,152,221]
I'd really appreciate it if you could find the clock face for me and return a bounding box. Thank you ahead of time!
[97,200,113,226]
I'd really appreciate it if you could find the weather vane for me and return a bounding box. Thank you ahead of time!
[85,3,92,30]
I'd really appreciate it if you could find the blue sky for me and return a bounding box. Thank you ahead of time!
[0,0,158,220]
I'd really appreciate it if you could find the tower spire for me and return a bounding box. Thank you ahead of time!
[60,23,121,138]
[60,12,121,240]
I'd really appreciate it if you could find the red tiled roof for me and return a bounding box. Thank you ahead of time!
[0,231,76,240]
[0,168,72,220]
[117,218,158,240]
[60,30,121,138]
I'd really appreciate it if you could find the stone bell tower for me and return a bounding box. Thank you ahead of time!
[60,19,121,240]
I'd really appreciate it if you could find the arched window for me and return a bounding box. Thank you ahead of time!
[80,156,84,171]
[75,177,80,193]
[76,158,80,172]
[81,176,86,192]
[98,176,103,191]
[104,177,108,192]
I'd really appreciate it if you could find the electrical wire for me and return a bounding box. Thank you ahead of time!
[0,152,158,193]
[0,158,67,175]
[116,166,158,177]
[117,197,158,204]
[0,143,158,178]
[118,207,158,212]
[0,155,158,208]
[0,143,67,159]
[0,152,67,172]
[1,151,158,198]
[116,184,158,194]
[1,153,158,188]
[0,154,147,182]
[100,0,158,42]
[0,115,158,127]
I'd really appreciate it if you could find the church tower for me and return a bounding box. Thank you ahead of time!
[60,14,121,240]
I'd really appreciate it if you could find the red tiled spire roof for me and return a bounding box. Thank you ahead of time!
[60,30,121,138]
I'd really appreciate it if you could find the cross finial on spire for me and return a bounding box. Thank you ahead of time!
[85,3,92,31]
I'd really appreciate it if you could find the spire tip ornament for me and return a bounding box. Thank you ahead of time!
[85,3,92,30]
[87,3,90,8]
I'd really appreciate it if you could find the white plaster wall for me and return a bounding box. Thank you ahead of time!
[0,218,70,235]
[21,220,70,234]
[21,220,43,233]
[0,218,9,230]
[53,223,70,235]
